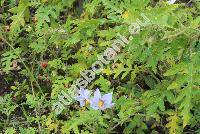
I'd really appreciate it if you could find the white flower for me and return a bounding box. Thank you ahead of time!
[90,89,114,110]
[75,88,91,107]
[168,0,176,4]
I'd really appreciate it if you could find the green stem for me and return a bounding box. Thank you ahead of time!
[1,37,44,96]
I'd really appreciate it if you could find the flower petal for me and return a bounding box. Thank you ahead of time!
[90,97,99,110]
[75,96,83,101]
[168,0,176,4]
[83,89,90,99]
[75,88,91,107]
[79,100,85,107]
[94,88,101,99]
[102,93,112,104]
[79,88,85,95]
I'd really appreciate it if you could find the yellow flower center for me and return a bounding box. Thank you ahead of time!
[122,11,130,19]
[98,100,104,108]
[84,99,90,106]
